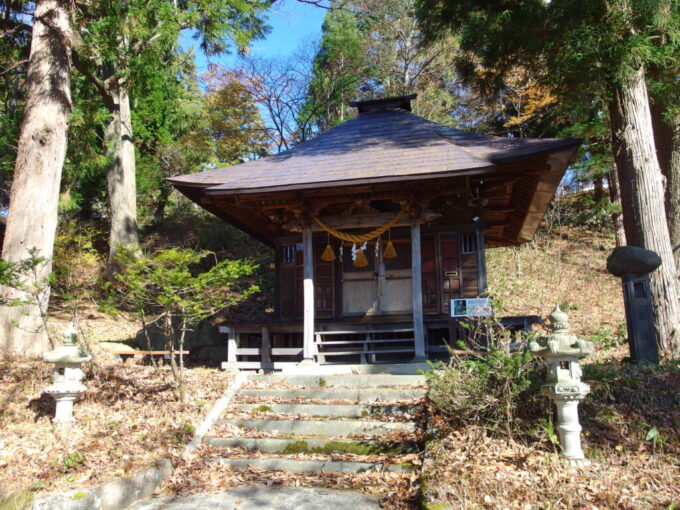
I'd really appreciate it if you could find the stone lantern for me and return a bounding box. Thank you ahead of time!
[43,324,92,423]
[530,305,594,466]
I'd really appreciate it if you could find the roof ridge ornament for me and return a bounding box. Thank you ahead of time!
[349,94,417,113]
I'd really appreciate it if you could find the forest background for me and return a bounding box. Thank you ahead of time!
[0,0,678,359]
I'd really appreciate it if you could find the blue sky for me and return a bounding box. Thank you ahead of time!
[181,2,327,72]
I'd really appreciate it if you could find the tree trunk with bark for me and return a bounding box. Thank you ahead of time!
[608,65,680,357]
[607,167,627,246]
[105,83,139,271]
[0,0,72,355]
[650,100,680,272]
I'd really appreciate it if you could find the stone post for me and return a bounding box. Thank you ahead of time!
[606,246,661,364]
[530,306,594,466]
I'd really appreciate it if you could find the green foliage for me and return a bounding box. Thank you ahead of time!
[424,317,541,438]
[0,249,51,305]
[0,249,54,340]
[107,246,258,401]
[110,247,258,322]
[51,221,103,307]
[537,417,560,452]
[587,325,626,350]
[645,426,664,449]
[416,0,678,101]
[301,0,463,135]
[300,6,365,134]
[59,452,86,473]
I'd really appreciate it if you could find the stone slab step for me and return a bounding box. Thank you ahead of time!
[281,362,432,376]
[238,387,425,402]
[215,457,413,474]
[217,419,416,436]
[233,403,418,418]
[129,487,382,510]
[247,374,424,388]
[203,436,419,454]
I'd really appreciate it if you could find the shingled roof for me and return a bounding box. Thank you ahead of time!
[169,95,580,247]
[169,99,578,195]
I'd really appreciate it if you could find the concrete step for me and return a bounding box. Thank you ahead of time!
[204,436,419,454]
[246,373,425,388]
[215,457,414,474]
[238,387,425,402]
[217,419,416,436]
[232,403,418,418]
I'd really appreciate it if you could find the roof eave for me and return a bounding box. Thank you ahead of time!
[201,164,497,196]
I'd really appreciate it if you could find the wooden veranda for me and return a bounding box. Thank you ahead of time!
[169,95,579,370]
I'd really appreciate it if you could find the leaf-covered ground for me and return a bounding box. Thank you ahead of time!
[0,354,230,497]
[422,346,680,509]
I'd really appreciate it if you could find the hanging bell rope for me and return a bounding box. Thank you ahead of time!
[310,204,410,244]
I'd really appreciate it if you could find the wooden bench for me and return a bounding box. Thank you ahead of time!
[111,350,190,363]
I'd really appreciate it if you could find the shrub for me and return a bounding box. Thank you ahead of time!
[425,317,542,438]
[106,247,259,403]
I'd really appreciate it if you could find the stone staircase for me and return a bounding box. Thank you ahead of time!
[202,372,427,476]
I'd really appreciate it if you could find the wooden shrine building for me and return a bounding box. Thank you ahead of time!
[169,95,580,369]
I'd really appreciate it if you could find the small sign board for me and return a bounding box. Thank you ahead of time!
[451,298,492,318]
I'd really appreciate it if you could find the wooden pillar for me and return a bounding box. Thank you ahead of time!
[302,228,316,362]
[261,326,271,365]
[226,327,237,363]
[475,219,488,295]
[411,223,426,360]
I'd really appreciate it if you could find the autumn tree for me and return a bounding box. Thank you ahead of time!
[0,0,73,355]
[200,67,269,164]
[417,0,680,357]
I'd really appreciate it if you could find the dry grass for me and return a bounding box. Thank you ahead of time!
[487,225,625,338]
[422,349,680,510]
[0,354,230,496]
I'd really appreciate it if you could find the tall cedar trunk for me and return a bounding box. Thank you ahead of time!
[0,0,72,356]
[105,84,139,268]
[608,65,680,357]
[593,174,605,202]
[608,167,627,246]
[650,100,680,272]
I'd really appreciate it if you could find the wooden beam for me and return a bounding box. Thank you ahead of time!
[302,229,315,361]
[411,223,426,360]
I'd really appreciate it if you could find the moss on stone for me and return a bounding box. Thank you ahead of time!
[281,440,411,455]
[252,405,273,413]
[72,491,87,500]
[0,491,33,510]
[421,503,451,510]
[281,440,311,454]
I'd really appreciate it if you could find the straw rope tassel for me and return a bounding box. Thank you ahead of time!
[321,233,336,262]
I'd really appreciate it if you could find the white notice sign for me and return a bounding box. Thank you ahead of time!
[451,298,493,318]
